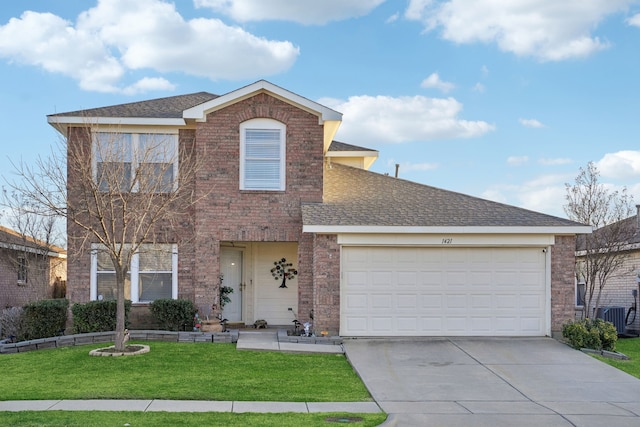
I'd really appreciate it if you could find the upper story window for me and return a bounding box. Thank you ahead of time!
[94,132,178,193]
[240,119,286,191]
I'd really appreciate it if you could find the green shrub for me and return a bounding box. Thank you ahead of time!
[150,299,197,331]
[562,318,617,351]
[20,299,69,341]
[72,300,131,334]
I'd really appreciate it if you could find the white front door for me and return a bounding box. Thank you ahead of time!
[220,248,243,322]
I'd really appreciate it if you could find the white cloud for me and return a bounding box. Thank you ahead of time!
[0,11,124,92]
[405,0,632,61]
[472,83,485,93]
[539,157,573,166]
[195,0,384,25]
[507,156,529,166]
[628,13,640,26]
[519,118,546,128]
[420,72,455,93]
[597,150,640,179]
[320,94,495,144]
[386,13,400,24]
[122,77,176,95]
[0,0,299,93]
[482,172,573,217]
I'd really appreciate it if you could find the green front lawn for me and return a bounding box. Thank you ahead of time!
[595,337,640,378]
[0,341,386,426]
[0,341,371,402]
[0,411,387,427]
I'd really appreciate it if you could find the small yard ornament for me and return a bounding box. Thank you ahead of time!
[271,258,298,288]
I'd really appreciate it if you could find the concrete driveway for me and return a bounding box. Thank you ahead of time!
[344,337,640,427]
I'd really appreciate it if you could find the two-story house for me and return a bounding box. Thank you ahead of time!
[49,80,590,337]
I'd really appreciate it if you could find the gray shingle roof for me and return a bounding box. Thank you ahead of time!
[302,163,585,228]
[328,141,378,152]
[576,214,640,251]
[48,92,218,119]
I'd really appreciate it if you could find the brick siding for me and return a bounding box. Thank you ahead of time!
[66,93,326,324]
[550,235,577,333]
[311,234,340,334]
[191,93,324,313]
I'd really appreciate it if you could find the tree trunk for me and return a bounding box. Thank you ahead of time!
[114,267,127,351]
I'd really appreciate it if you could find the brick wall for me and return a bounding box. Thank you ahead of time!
[550,235,577,333]
[64,93,326,327]
[192,93,325,312]
[579,249,640,331]
[311,234,340,334]
[0,251,50,308]
[65,127,196,305]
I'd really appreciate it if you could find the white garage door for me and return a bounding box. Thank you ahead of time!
[341,247,547,337]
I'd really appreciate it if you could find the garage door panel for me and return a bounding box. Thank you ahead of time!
[397,317,418,331]
[420,271,444,286]
[446,294,467,309]
[421,294,443,308]
[371,294,392,309]
[397,271,418,287]
[342,247,547,337]
[371,317,392,333]
[345,293,368,310]
[470,294,492,309]
[371,271,392,287]
[345,271,367,287]
[397,294,418,309]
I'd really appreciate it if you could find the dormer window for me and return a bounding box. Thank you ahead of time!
[239,119,286,191]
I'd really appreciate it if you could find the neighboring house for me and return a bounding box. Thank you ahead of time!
[48,80,590,337]
[575,206,640,332]
[0,225,67,308]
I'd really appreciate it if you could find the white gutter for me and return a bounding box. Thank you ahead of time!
[303,225,593,235]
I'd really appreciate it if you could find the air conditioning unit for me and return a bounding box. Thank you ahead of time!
[595,306,626,335]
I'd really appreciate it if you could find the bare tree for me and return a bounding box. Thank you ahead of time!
[7,124,203,350]
[564,162,636,318]
[0,190,65,303]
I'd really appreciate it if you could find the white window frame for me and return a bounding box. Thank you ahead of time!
[92,131,179,193]
[239,118,286,191]
[576,280,586,307]
[17,255,27,284]
[90,243,178,303]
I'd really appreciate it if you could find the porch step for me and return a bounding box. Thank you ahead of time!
[236,330,279,351]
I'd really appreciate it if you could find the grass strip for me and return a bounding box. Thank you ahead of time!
[0,411,387,427]
[593,337,640,378]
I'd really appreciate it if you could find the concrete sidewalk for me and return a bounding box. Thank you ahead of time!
[0,399,381,413]
[236,330,344,354]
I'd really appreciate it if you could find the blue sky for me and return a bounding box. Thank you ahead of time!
[1,0,640,220]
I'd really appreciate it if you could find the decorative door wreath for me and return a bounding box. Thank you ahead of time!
[271,258,298,288]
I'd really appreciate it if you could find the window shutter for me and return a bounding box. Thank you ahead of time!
[243,128,282,190]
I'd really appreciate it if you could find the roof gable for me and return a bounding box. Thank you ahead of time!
[182,80,342,123]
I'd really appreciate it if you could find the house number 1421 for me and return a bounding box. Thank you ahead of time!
[441,238,453,244]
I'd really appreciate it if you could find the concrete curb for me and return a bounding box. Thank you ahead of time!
[0,400,383,414]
